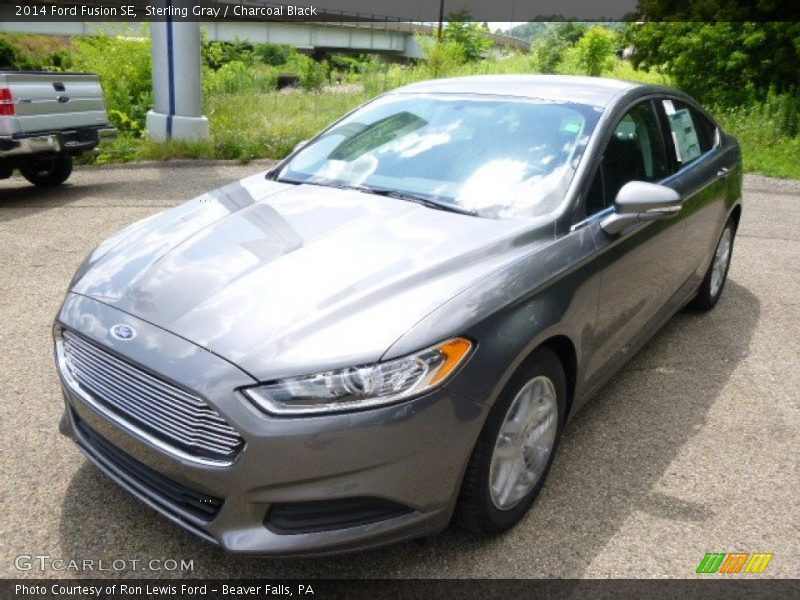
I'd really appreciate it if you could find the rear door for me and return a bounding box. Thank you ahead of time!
[3,72,107,135]
[655,98,732,286]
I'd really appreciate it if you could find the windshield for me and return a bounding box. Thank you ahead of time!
[276,93,600,219]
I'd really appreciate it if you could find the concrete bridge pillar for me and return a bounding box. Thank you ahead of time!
[146,4,208,141]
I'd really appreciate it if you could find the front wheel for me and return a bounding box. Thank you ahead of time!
[691,218,736,311]
[19,155,73,187]
[456,348,565,534]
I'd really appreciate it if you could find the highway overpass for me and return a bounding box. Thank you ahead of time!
[0,14,528,59]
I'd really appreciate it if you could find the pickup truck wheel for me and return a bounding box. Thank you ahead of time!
[456,348,565,534]
[19,155,73,187]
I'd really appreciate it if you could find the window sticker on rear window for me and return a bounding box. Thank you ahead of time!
[668,108,701,164]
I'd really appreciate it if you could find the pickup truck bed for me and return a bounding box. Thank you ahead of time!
[1,71,114,187]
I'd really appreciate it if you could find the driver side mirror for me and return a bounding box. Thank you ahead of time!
[600,181,682,235]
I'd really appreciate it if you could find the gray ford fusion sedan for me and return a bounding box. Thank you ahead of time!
[55,75,742,555]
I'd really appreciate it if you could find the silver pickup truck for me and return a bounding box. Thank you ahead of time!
[0,71,114,187]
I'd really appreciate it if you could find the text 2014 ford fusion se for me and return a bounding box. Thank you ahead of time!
[54,75,742,555]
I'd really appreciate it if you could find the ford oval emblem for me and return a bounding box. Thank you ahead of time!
[110,324,136,341]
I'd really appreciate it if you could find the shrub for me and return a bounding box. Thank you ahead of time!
[0,39,18,69]
[256,43,290,66]
[530,23,587,74]
[289,53,328,91]
[623,22,800,107]
[204,61,279,95]
[417,36,466,78]
[576,26,617,77]
[0,33,75,70]
[442,11,494,62]
[70,34,152,136]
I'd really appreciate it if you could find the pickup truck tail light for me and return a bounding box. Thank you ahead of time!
[0,87,16,116]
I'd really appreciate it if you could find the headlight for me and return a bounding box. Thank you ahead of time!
[243,337,472,416]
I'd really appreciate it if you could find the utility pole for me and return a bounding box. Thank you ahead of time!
[437,0,445,40]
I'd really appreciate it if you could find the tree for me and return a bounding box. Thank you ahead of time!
[443,10,494,62]
[576,26,616,77]
[531,22,587,73]
[624,2,800,105]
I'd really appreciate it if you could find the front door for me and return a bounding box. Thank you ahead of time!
[580,99,687,388]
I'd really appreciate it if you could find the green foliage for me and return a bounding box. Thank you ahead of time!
[0,39,19,68]
[0,33,74,70]
[575,26,617,77]
[201,38,255,69]
[417,36,467,78]
[256,43,290,66]
[530,23,587,73]
[633,0,798,22]
[506,22,550,43]
[288,53,328,91]
[201,38,292,70]
[623,22,800,106]
[714,92,800,177]
[70,34,152,136]
[8,25,781,179]
[442,10,494,62]
[203,61,278,95]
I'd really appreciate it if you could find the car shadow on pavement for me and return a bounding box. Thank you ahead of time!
[58,279,759,578]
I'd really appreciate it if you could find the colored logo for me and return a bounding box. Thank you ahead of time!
[696,552,773,574]
[110,324,136,341]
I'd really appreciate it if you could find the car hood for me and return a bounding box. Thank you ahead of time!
[71,172,551,380]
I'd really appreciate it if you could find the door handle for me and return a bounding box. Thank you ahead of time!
[716,167,730,178]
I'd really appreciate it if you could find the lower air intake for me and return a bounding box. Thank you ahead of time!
[266,497,412,534]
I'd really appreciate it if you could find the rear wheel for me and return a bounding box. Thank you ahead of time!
[691,218,736,311]
[19,155,73,187]
[456,348,565,534]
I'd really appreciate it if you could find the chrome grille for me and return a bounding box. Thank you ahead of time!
[61,330,243,462]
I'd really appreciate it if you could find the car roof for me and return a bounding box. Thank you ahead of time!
[391,75,643,108]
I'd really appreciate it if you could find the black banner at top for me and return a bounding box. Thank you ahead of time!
[1,0,799,22]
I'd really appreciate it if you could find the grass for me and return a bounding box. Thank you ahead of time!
[89,54,799,180]
[715,103,800,179]
[91,90,370,164]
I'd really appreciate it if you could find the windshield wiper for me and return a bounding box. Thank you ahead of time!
[273,179,477,216]
[354,186,478,216]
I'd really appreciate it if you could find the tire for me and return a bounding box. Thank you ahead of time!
[456,347,566,534]
[19,155,73,187]
[690,217,736,311]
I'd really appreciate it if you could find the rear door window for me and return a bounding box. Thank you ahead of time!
[662,99,718,168]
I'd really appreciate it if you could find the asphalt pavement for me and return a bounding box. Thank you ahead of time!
[1,163,798,578]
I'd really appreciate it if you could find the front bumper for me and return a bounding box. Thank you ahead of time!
[55,293,488,555]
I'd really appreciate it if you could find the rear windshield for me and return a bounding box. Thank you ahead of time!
[277,93,601,219]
